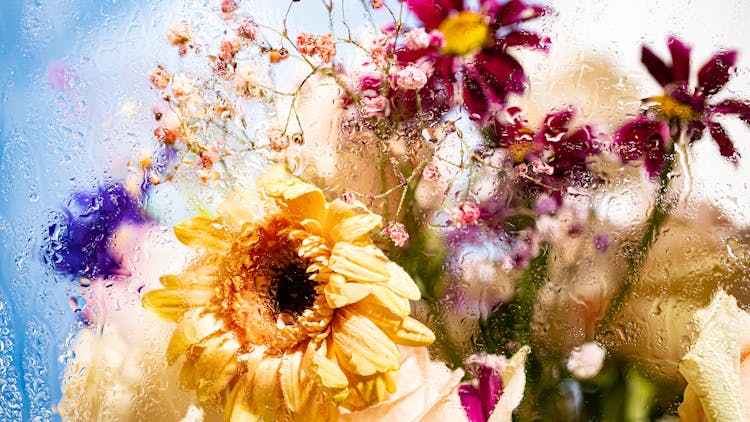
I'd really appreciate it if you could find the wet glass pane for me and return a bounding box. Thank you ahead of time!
[2,0,750,420]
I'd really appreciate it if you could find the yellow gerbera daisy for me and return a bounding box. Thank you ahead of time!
[142,166,435,421]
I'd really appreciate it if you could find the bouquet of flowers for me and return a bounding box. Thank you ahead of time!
[40,0,750,420]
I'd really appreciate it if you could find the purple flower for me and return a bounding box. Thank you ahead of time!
[641,36,749,161]
[459,355,505,422]
[42,182,150,280]
[593,233,610,252]
[400,0,550,123]
[612,116,670,178]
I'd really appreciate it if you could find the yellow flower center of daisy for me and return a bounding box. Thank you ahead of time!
[438,11,490,56]
[509,128,536,162]
[651,95,701,123]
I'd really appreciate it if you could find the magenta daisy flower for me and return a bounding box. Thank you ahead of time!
[612,37,750,177]
[640,36,748,161]
[400,0,550,123]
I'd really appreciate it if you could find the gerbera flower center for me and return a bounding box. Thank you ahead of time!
[438,11,490,56]
[269,261,318,318]
[216,220,329,354]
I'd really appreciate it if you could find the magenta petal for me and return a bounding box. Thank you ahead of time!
[462,66,491,121]
[544,105,575,131]
[477,366,503,419]
[709,99,750,125]
[496,0,549,26]
[641,45,673,87]
[420,70,456,115]
[698,50,737,96]
[501,30,551,52]
[552,127,600,176]
[406,0,461,30]
[396,46,441,64]
[707,120,739,161]
[667,36,691,83]
[474,50,526,101]
[613,117,670,178]
[459,384,486,422]
[686,119,706,142]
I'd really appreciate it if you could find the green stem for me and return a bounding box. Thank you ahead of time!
[598,144,676,333]
[429,301,463,369]
[484,249,549,353]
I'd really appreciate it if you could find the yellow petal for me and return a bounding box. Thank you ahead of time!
[345,373,391,410]
[179,356,200,391]
[300,218,324,237]
[159,273,211,289]
[325,282,373,309]
[305,341,349,404]
[224,377,260,422]
[678,385,707,422]
[142,288,213,321]
[193,333,241,403]
[302,386,341,422]
[251,356,284,420]
[217,196,260,230]
[167,310,224,364]
[350,299,435,347]
[280,351,305,413]
[677,291,746,421]
[260,166,326,223]
[241,346,266,372]
[329,242,390,282]
[342,371,398,410]
[174,216,229,252]
[369,284,412,316]
[332,308,400,376]
[383,262,421,300]
[331,214,382,243]
[324,199,368,231]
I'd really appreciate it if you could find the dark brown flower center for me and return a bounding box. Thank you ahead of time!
[267,261,318,319]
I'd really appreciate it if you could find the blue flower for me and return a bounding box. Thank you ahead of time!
[43,182,149,280]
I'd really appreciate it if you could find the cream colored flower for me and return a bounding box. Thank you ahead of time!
[58,325,209,422]
[142,166,435,421]
[58,226,210,421]
[339,347,467,422]
[678,291,750,422]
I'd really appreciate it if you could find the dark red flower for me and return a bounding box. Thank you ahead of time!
[612,116,670,179]
[401,0,550,123]
[486,106,603,188]
[641,36,747,161]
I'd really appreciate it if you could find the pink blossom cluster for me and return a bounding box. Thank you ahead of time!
[383,222,410,247]
[404,27,445,51]
[148,64,170,90]
[237,19,258,41]
[369,33,394,69]
[395,65,428,90]
[422,164,441,182]
[450,203,481,227]
[356,73,390,118]
[295,31,336,63]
